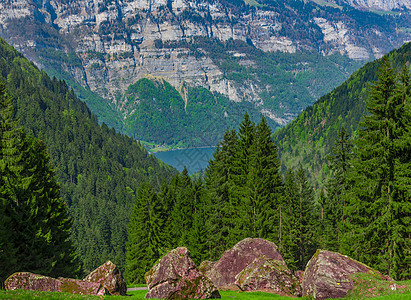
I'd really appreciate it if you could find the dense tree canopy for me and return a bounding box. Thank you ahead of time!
[0,81,79,284]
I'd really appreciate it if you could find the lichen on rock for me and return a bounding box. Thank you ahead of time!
[302,249,393,300]
[206,238,285,290]
[84,260,127,295]
[235,255,302,297]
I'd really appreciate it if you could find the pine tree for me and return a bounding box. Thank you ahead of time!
[247,117,283,241]
[0,80,78,280]
[294,164,316,270]
[187,178,208,265]
[203,128,238,259]
[126,183,167,283]
[230,114,256,242]
[280,168,299,271]
[171,167,194,247]
[342,58,411,280]
[323,126,353,251]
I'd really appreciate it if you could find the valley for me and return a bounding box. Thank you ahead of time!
[1,0,410,147]
[0,0,410,297]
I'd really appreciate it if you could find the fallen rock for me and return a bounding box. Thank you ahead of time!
[302,249,392,300]
[145,247,220,299]
[5,272,61,292]
[206,238,285,289]
[235,255,302,296]
[4,272,107,296]
[58,277,108,296]
[84,260,127,295]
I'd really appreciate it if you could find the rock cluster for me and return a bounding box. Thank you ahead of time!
[145,247,220,299]
[4,261,126,296]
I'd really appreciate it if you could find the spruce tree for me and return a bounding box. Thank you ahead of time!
[280,168,299,271]
[343,58,411,279]
[0,80,78,280]
[203,128,238,259]
[171,167,194,247]
[324,126,353,251]
[126,183,166,283]
[230,114,256,242]
[294,164,316,270]
[247,117,283,241]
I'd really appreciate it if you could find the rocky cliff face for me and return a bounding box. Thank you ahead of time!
[337,0,411,11]
[0,0,409,129]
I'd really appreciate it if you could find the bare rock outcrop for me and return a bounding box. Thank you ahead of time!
[145,247,220,299]
[4,272,107,296]
[84,260,127,296]
[302,249,392,300]
[235,255,302,297]
[206,238,284,290]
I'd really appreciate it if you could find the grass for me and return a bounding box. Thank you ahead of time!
[344,274,411,300]
[1,286,410,299]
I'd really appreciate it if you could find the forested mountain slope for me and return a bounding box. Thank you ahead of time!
[1,0,410,147]
[0,37,177,273]
[274,42,411,189]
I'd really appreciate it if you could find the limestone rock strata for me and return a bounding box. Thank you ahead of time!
[0,0,409,126]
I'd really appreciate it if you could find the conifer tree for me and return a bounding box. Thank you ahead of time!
[294,164,316,270]
[342,58,411,280]
[203,128,238,259]
[247,117,283,241]
[126,183,166,283]
[171,167,194,247]
[230,114,256,242]
[187,178,208,265]
[280,168,299,271]
[324,126,353,251]
[0,80,78,280]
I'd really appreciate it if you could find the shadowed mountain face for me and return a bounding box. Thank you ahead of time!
[0,0,409,146]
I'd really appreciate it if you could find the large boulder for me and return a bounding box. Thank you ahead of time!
[145,247,220,299]
[4,272,107,296]
[206,238,285,289]
[84,260,127,295]
[235,255,302,296]
[302,249,392,300]
[5,272,61,292]
[58,277,108,295]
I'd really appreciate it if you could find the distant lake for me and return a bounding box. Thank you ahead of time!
[153,147,216,174]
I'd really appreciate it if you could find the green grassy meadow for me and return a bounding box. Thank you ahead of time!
[1,288,411,300]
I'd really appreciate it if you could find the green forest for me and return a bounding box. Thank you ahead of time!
[126,57,410,284]
[275,42,411,190]
[0,34,410,293]
[0,37,176,284]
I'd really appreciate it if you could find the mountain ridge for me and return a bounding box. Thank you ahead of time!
[274,41,411,190]
[0,0,410,146]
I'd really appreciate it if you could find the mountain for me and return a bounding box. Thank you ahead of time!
[332,0,411,11]
[1,0,409,146]
[274,41,411,190]
[0,37,177,273]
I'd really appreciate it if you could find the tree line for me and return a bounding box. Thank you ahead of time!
[126,57,410,283]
